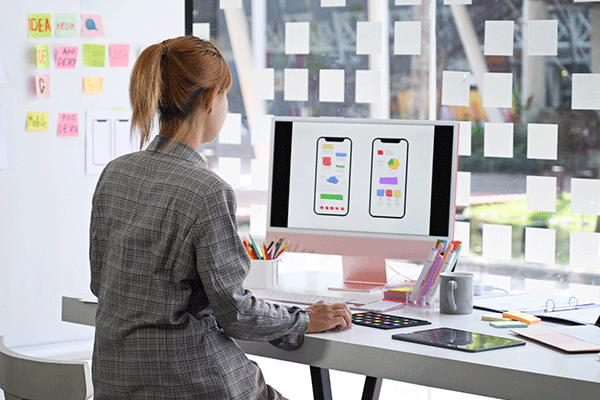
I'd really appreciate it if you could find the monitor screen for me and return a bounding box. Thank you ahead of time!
[266,117,459,290]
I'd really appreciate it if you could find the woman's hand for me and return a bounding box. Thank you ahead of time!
[306,301,352,333]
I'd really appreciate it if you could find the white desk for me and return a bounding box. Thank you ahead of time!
[63,272,600,400]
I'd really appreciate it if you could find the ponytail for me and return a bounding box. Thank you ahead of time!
[129,44,165,149]
[129,36,232,149]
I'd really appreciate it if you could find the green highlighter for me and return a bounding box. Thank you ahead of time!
[490,321,528,329]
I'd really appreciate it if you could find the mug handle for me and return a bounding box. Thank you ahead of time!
[447,280,458,312]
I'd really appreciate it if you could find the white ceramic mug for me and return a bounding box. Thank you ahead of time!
[439,272,474,315]
[243,259,281,290]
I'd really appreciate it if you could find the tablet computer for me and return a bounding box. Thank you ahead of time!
[391,327,526,352]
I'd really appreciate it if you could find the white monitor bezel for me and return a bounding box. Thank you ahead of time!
[265,117,459,262]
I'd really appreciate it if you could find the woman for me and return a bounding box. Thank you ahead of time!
[89,36,352,400]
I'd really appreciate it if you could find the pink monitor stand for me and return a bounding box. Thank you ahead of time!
[328,256,388,292]
[266,231,435,293]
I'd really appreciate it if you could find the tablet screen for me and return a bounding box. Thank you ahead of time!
[392,327,526,352]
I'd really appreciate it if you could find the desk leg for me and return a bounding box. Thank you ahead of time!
[361,376,382,400]
[310,366,333,400]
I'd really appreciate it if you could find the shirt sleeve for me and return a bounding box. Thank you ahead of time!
[193,183,309,350]
[89,171,106,298]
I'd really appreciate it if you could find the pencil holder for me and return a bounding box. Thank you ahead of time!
[243,259,281,290]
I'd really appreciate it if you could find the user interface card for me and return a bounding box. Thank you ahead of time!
[370,138,408,218]
[314,137,352,216]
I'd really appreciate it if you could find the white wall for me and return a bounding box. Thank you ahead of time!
[0,0,184,348]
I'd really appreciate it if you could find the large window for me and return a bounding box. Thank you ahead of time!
[187,0,600,291]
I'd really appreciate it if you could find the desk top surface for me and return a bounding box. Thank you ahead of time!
[64,270,600,400]
[244,272,600,400]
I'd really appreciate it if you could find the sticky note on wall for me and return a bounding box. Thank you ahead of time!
[36,44,49,69]
[526,20,558,56]
[82,15,104,37]
[55,13,77,38]
[109,44,130,67]
[321,0,346,6]
[441,71,470,106]
[285,22,309,54]
[193,23,210,40]
[26,112,49,131]
[484,20,514,56]
[57,113,79,137]
[319,69,345,102]
[82,44,106,67]
[394,21,421,55]
[28,14,52,38]
[356,22,382,55]
[284,69,308,101]
[56,46,79,69]
[220,0,243,8]
[84,77,104,93]
[34,74,50,98]
[572,74,600,110]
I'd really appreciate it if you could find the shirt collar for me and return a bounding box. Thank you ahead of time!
[145,135,208,168]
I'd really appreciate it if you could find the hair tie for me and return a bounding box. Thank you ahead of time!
[162,43,169,57]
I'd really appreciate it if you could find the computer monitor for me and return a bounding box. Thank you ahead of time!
[266,117,459,291]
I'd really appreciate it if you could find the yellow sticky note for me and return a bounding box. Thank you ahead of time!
[26,112,49,131]
[83,77,104,93]
[36,44,49,69]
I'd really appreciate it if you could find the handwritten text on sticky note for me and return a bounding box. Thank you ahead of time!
[28,14,52,38]
[82,44,106,67]
[35,74,50,98]
[57,113,79,137]
[55,13,77,38]
[26,112,49,131]
[36,44,49,69]
[109,44,130,67]
[84,77,103,93]
[56,46,79,69]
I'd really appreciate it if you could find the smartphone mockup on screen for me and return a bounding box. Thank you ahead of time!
[369,138,409,218]
[314,137,352,216]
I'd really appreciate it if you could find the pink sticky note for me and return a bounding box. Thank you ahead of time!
[109,44,130,67]
[57,113,79,137]
[35,74,50,98]
[82,14,104,37]
[55,46,79,69]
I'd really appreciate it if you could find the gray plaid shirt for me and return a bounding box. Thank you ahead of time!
[90,135,309,399]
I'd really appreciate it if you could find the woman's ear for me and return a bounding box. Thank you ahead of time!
[204,89,217,111]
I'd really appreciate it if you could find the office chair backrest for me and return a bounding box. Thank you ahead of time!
[0,336,93,400]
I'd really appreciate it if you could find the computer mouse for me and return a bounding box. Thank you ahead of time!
[597,352,600,360]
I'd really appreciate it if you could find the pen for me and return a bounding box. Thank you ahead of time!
[450,244,462,272]
[248,235,262,260]
[275,241,289,259]
[425,250,457,303]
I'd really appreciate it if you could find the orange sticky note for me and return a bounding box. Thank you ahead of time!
[83,77,103,93]
[502,310,541,325]
[57,113,79,137]
[34,74,50,98]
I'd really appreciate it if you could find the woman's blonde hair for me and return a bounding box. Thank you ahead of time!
[129,36,232,149]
